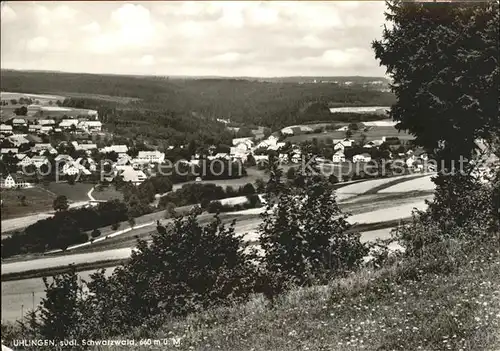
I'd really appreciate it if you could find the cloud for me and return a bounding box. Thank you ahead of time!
[1,3,17,23]
[140,55,155,66]
[207,52,242,64]
[53,5,77,20]
[26,36,49,52]
[81,22,101,34]
[1,1,388,77]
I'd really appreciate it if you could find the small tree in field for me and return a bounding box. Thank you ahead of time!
[128,217,135,228]
[53,195,69,212]
[164,202,177,219]
[91,229,101,238]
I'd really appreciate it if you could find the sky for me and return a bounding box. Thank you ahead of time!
[1,1,389,77]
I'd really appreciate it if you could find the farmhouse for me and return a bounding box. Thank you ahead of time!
[8,135,29,147]
[28,125,42,133]
[32,143,57,155]
[332,151,346,163]
[116,155,132,166]
[16,155,32,167]
[333,139,354,151]
[118,166,147,185]
[31,155,50,168]
[40,126,53,134]
[77,143,97,151]
[62,161,91,176]
[12,118,27,127]
[364,140,384,148]
[137,150,165,164]
[76,157,97,172]
[100,145,129,155]
[0,174,29,189]
[353,153,372,163]
[1,148,18,155]
[59,119,79,129]
[38,119,56,126]
[78,121,102,132]
[232,138,254,152]
[0,124,13,134]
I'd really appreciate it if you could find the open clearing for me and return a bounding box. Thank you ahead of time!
[0,187,56,221]
[0,91,65,102]
[171,168,267,192]
[285,127,413,143]
[40,182,94,202]
[91,185,124,201]
[58,92,140,104]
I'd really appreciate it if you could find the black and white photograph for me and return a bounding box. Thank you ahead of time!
[0,1,499,350]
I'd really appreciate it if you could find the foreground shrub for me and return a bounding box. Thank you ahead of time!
[259,153,368,295]
[83,208,258,335]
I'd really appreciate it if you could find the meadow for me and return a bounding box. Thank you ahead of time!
[0,187,55,220]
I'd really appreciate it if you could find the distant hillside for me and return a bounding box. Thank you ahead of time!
[0,70,396,131]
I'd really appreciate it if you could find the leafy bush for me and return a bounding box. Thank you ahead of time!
[37,210,258,337]
[91,229,101,238]
[259,167,368,295]
[207,200,224,213]
[111,222,120,231]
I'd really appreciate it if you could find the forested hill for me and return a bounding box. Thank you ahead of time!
[0,70,395,132]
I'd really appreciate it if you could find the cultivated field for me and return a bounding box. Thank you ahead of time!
[285,125,413,143]
[56,92,140,104]
[0,91,65,103]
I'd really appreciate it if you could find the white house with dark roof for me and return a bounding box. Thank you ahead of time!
[1,148,18,155]
[0,174,30,189]
[0,124,13,134]
[332,150,346,163]
[28,124,42,132]
[12,118,27,127]
[364,140,384,148]
[17,154,32,168]
[59,119,79,129]
[32,143,57,155]
[353,153,372,163]
[31,155,49,168]
[137,150,165,164]
[40,126,53,134]
[38,119,56,126]
[8,135,29,147]
[118,166,147,185]
[78,121,102,132]
[100,145,129,155]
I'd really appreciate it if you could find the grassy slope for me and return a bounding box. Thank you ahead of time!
[0,187,56,220]
[105,247,500,351]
